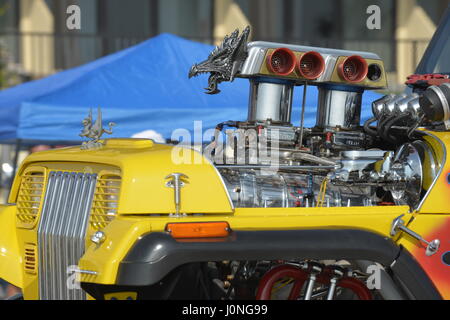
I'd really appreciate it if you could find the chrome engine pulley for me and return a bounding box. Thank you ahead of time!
[390,142,424,208]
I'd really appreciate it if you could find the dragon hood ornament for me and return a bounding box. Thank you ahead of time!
[189,26,250,94]
[79,107,115,149]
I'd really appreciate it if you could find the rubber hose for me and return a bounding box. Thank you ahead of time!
[363,117,378,137]
[377,114,397,139]
[382,113,411,143]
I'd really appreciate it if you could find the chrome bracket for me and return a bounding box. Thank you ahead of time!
[165,173,189,215]
[90,231,106,245]
[303,262,323,300]
[390,214,440,256]
[75,269,98,275]
[326,265,345,300]
[444,119,450,130]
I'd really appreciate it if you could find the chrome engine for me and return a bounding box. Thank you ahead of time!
[215,92,435,209]
[189,28,448,211]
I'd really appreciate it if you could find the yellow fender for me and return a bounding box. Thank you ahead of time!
[0,205,23,288]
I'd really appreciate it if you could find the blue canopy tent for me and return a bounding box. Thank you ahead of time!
[0,33,383,182]
[0,43,142,143]
[15,34,249,144]
[0,33,381,145]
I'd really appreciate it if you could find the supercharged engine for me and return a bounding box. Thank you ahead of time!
[190,27,446,211]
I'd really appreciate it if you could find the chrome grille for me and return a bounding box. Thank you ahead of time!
[37,171,97,300]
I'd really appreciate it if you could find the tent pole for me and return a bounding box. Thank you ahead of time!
[9,139,22,192]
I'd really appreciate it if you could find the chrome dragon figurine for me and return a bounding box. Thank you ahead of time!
[188,26,250,94]
[80,107,115,149]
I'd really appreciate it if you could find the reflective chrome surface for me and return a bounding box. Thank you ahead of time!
[407,97,421,118]
[220,169,374,208]
[382,93,408,115]
[37,171,97,300]
[429,84,450,121]
[390,214,440,256]
[90,231,106,245]
[165,173,189,215]
[241,41,382,82]
[316,88,362,129]
[390,143,423,208]
[412,140,438,189]
[372,94,395,118]
[394,94,418,114]
[372,93,423,120]
[248,81,293,123]
[334,150,387,181]
[416,132,445,211]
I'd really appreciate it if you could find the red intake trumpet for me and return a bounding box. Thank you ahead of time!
[297,51,325,80]
[338,55,368,83]
[266,48,296,76]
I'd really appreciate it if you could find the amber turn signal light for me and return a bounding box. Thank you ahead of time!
[266,48,296,76]
[166,222,231,238]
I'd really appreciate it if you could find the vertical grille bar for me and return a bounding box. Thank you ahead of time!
[37,171,97,300]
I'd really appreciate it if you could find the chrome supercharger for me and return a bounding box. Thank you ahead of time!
[189,27,445,211]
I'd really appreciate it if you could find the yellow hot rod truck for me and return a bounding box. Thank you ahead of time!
[1,10,450,300]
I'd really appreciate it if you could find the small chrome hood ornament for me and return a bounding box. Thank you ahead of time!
[80,107,115,149]
[165,173,189,216]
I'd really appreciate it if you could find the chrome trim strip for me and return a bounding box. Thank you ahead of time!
[215,165,335,170]
[247,41,381,59]
[75,270,98,275]
[37,171,97,300]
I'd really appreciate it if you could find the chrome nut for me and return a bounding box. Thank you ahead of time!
[91,231,106,245]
